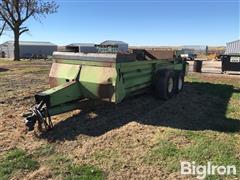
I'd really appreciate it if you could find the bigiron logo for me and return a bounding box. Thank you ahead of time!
[180,161,237,179]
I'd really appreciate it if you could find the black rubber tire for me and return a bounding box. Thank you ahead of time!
[154,70,175,100]
[174,71,184,93]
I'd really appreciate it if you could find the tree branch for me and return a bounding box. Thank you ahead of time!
[19,27,29,35]
[5,1,17,23]
[0,9,14,30]
[0,21,7,37]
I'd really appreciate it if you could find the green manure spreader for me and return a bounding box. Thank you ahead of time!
[24,50,188,131]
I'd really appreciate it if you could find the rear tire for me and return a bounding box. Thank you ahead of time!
[154,70,175,100]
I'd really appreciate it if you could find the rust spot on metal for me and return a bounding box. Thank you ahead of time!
[49,63,81,88]
[49,62,59,88]
[49,77,59,88]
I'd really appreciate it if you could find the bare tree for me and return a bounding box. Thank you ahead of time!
[0,0,58,60]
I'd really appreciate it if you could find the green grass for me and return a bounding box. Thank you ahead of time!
[0,146,105,179]
[65,165,105,180]
[145,140,180,171]
[145,130,240,179]
[34,144,56,157]
[0,149,39,180]
[47,155,72,177]
[187,74,240,121]
[46,154,105,179]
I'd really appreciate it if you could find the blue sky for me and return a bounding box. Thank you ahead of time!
[0,0,239,46]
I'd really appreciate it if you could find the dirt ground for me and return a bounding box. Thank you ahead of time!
[0,59,240,179]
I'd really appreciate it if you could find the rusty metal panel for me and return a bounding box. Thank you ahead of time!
[49,62,81,87]
[79,65,117,102]
[145,49,174,60]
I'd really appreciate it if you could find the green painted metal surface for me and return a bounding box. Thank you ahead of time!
[43,57,186,107]
[36,81,82,107]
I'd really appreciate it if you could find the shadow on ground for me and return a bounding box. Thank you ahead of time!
[40,82,240,141]
[0,68,9,72]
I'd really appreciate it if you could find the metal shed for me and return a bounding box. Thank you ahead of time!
[225,40,240,55]
[65,43,97,53]
[99,40,128,53]
[0,41,57,59]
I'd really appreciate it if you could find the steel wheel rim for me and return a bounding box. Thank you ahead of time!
[168,77,174,93]
[178,76,183,90]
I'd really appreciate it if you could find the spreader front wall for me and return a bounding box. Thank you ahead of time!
[49,59,118,102]
[79,65,117,102]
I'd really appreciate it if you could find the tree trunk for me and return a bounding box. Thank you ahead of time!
[13,30,20,61]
